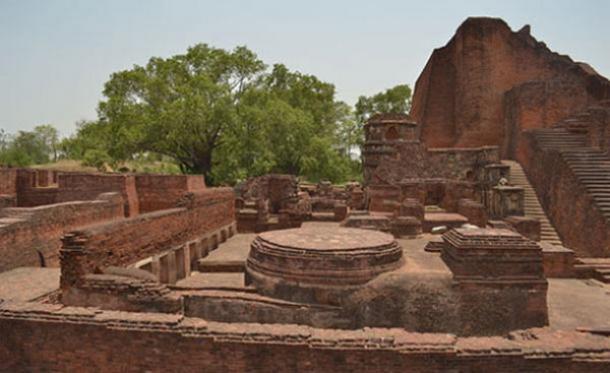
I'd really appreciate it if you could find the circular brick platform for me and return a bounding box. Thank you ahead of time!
[246,226,404,305]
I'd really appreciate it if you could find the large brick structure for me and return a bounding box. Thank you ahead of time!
[3,16,610,372]
[410,17,610,156]
[408,16,610,257]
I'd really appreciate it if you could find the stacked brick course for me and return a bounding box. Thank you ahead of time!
[60,188,235,309]
[1,301,609,372]
[0,193,124,271]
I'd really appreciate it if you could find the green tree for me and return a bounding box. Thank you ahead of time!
[67,44,364,184]
[355,84,412,125]
[217,63,358,183]
[34,124,60,162]
[0,126,61,167]
[95,44,265,183]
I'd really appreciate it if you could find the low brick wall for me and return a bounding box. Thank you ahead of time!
[1,302,609,372]
[60,189,235,298]
[0,168,17,196]
[457,198,488,227]
[57,173,139,217]
[135,174,206,213]
[15,169,59,206]
[0,193,124,272]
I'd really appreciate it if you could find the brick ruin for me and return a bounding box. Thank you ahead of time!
[2,16,610,372]
[235,174,364,232]
[0,168,207,272]
[410,17,610,259]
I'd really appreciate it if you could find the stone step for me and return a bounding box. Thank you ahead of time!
[564,159,610,163]
[577,258,610,265]
[197,260,245,273]
[572,163,610,167]
[573,172,610,177]
[540,225,558,230]
[595,268,610,275]
[503,159,563,246]
[536,135,586,139]
[536,139,583,143]
[573,168,610,171]
[540,232,560,236]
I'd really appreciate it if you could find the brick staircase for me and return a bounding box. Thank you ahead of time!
[502,160,563,246]
[574,258,610,284]
[530,117,610,224]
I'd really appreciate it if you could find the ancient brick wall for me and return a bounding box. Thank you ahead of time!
[503,80,593,159]
[15,169,59,206]
[1,302,609,372]
[0,193,124,272]
[60,188,235,291]
[411,17,610,156]
[519,134,610,256]
[0,168,17,197]
[135,174,206,213]
[426,146,499,180]
[367,139,499,186]
[238,174,297,213]
[56,173,139,217]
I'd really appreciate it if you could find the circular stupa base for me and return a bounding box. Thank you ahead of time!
[246,226,404,305]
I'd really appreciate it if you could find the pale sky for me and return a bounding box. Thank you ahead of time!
[1,0,609,136]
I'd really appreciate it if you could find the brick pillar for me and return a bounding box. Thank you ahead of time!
[59,233,89,291]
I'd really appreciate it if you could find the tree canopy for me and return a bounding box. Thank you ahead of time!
[3,44,413,186]
[0,125,59,167]
[63,44,365,184]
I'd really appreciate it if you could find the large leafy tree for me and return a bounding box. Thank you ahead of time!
[96,44,265,183]
[66,45,365,184]
[216,64,358,184]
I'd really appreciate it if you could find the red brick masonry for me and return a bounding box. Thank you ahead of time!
[1,301,609,372]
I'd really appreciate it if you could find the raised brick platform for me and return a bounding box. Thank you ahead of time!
[246,226,404,305]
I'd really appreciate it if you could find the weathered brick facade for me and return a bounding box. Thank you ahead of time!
[1,302,609,372]
[0,193,124,271]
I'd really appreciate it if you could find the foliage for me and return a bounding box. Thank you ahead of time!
[4,44,412,186]
[355,84,412,125]
[0,126,60,167]
[348,84,413,154]
[82,149,112,171]
[64,45,367,185]
[89,44,265,184]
